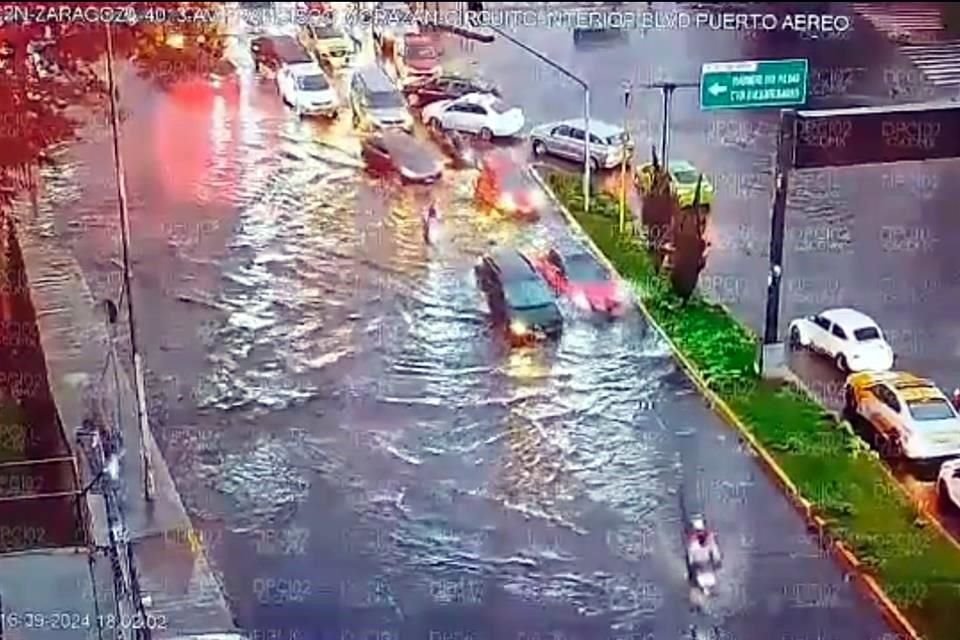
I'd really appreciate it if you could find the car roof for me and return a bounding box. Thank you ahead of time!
[457,92,501,105]
[487,248,536,279]
[668,160,697,172]
[849,370,939,393]
[820,307,876,327]
[287,62,324,76]
[552,119,623,136]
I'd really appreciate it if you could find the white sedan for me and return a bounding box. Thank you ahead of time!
[787,307,894,372]
[938,458,960,510]
[422,93,525,140]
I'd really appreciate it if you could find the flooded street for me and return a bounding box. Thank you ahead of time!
[23,30,892,640]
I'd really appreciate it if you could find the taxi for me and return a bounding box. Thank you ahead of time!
[635,159,714,209]
[843,371,960,461]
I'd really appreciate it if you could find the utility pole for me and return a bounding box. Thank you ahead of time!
[619,80,632,234]
[486,25,592,212]
[642,82,698,168]
[104,23,154,502]
[759,109,797,376]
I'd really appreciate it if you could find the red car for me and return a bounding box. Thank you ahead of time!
[532,249,630,316]
[474,152,545,221]
[398,35,441,85]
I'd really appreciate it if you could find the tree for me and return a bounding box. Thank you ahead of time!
[668,175,709,302]
[639,146,677,272]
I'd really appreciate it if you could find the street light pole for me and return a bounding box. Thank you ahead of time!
[642,81,698,168]
[104,23,154,502]
[486,25,592,212]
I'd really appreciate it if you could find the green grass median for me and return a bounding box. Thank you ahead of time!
[545,169,960,640]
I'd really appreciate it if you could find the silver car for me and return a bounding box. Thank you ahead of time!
[529,118,632,170]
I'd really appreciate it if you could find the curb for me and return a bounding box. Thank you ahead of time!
[528,166,923,640]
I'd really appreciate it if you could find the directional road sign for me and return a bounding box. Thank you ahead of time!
[700,59,808,111]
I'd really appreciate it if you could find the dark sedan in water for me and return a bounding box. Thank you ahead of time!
[361,131,444,184]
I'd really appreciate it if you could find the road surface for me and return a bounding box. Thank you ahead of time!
[26,12,896,640]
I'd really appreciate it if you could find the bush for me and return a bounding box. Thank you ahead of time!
[545,169,960,640]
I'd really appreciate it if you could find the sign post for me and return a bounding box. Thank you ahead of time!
[700,59,809,111]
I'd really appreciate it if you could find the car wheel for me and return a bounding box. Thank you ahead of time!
[835,353,849,372]
[532,139,546,156]
[788,326,803,350]
[428,117,443,130]
[479,127,493,141]
[589,156,600,172]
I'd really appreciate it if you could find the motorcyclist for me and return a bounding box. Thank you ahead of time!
[686,516,721,576]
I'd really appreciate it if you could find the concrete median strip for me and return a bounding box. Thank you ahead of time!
[528,165,927,640]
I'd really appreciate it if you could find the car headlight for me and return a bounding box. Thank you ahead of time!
[498,194,516,211]
[509,320,528,336]
[571,291,590,309]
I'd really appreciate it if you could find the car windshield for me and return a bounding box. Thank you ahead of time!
[907,398,957,422]
[854,326,881,341]
[605,132,627,146]
[298,74,329,91]
[565,255,608,281]
[314,26,341,39]
[671,169,700,184]
[407,44,437,59]
[505,279,555,310]
[369,90,404,108]
[488,99,511,114]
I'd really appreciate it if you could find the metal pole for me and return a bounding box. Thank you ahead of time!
[486,25,590,212]
[104,23,154,502]
[619,82,631,233]
[762,109,797,347]
[660,84,675,167]
[583,87,591,213]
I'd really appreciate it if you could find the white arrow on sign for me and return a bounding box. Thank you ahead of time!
[708,83,727,96]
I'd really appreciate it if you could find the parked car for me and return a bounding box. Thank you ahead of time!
[635,159,714,209]
[300,23,353,68]
[937,458,960,510]
[474,151,545,221]
[251,35,314,73]
[531,248,629,316]
[529,118,631,171]
[361,131,443,183]
[396,34,441,85]
[403,74,500,108]
[207,58,241,96]
[844,371,960,461]
[475,248,563,344]
[788,308,894,372]
[349,64,413,131]
[423,93,524,140]
[277,63,338,117]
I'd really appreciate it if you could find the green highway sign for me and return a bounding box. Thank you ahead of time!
[700,59,808,111]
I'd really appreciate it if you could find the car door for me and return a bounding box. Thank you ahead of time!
[548,125,573,158]
[828,322,848,357]
[440,102,468,129]
[808,314,831,352]
[567,126,587,162]
[361,137,390,173]
[460,103,487,132]
[873,386,905,448]
[860,385,889,431]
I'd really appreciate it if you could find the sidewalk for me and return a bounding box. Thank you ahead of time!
[9,209,238,637]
